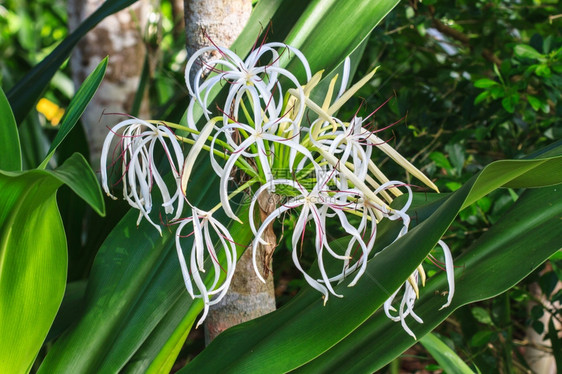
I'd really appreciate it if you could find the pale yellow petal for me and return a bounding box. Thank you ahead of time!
[303,70,324,97]
[181,118,219,194]
[417,264,426,287]
[367,133,439,192]
[327,66,380,116]
[407,275,420,299]
[322,74,339,110]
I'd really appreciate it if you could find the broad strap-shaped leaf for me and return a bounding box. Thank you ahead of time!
[0,151,104,373]
[297,183,562,373]
[283,0,400,78]
[7,0,137,123]
[37,163,250,373]
[0,87,21,171]
[178,151,562,374]
[419,333,476,374]
[0,173,66,374]
[38,58,108,170]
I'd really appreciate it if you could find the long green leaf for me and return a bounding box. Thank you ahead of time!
[0,150,106,372]
[298,183,562,373]
[0,176,65,373]
[6,0,137,123]
[283,0,400,78]
[38,58,108,170]
[419,333,476,374]
[49,153,105,216]
[178,152,562,374]
[0,87,22,171]
[38,161,234,373]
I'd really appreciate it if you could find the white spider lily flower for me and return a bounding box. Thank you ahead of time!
[330,117,371,168]
[249,178,372,304]
[185,43,312,133]
[308,117,343,150]
[383,239,455,339]
[174,207,238,328]
[317,116,373,192]
[315,146,389,209]
[100,119,185,234]
[373,182,455,339]
[437,239,455,309]
[384,269,424,339]
[215,120,318,222]
[326,181,412,287]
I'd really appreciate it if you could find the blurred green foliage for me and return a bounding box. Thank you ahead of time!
[335,0,562,371]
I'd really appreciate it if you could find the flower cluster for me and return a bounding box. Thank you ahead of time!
[100,42,454,336]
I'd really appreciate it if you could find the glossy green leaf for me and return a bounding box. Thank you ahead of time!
[514,44,544,60]
[38,58,107,170]
[0,87,21,171]
[297,183,562,373]
[501,94,519,113]
[0,151,105,372]
[473,90,489,105]
[37,162,250,373]
[283,0,400,77]
[6,0,137,123]
[0,175,66,373]
[527,95,542,111]
[419,333,476,374]
[473,78,499,88]
[179,152,562,374]
[471,307,493,326]
[49,153,105,216]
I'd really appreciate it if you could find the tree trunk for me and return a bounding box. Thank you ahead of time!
[68,0,152,168]
[205,191,277,344]
[182,0,277,344]
[184,0,252,62]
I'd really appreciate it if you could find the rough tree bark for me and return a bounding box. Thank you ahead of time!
[205,192,277,344]
[68,0,152,168]
[184,0,252,63]
[182,0,277,344]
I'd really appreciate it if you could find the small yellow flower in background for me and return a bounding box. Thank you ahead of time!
[36,98,65,126]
